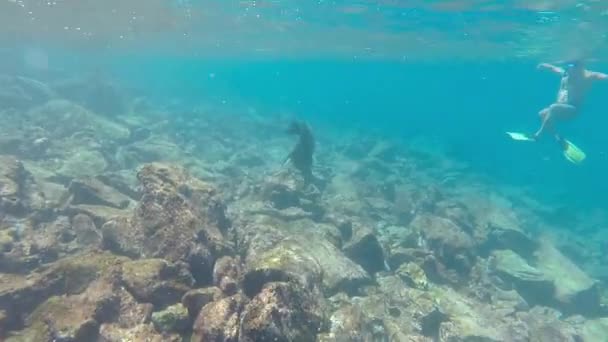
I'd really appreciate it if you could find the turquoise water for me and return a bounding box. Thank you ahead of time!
[3,1,608,340]
[2,0,607,273]
[95,58,608,211]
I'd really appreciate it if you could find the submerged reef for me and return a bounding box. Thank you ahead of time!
[1,73,608,341]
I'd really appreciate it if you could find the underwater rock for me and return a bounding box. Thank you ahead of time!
[182,287,222,320]
[581,317,608,341]
[66,204,131,230]
[432,286,528,341]
[239,281,326,342]
[243,236,371,297]
[242,238,323,297]
[66,177,133,209]
[115,137,185,169]
[213,256,242,296]
[25,100,129,141]
[102,163,232,284]
[481,223,537,259]
[96,170,140,200]
[0,75,55,110]
[519,306,583,342]
[56,148,108,180]
[343,223,385,275]
[151,303,189,333]
[121,258,194,308]
[534,240,601,315]
[71,213,103,247]
[490,249,552,304]
[0,155,46,215]
[99,323,180,342]
[318,302,390,342]
[2,251,127,340]
[410,214,475,276]
[191,293,248,342]
[100,216,144,258]
[259,169,324,218]
[396,262,429,290]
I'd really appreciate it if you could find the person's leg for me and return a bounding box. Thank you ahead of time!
[534,103,577,140]
[534,106,554,139]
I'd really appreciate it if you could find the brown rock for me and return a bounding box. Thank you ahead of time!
[182,287,222,319]
[213,256,242,295]
[121,258,194,308]
[103,163,232,284]
[191,293,248,342]
[411,214,475,275]
[71,213,102,247]
[343,223,386,275]
[0,155,45,215]
[239,282,326,342]
[67,177,133,209]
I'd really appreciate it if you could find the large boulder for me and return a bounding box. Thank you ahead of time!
[342,223,385,275]
[242,236,371,297]
[102,163,233,284]
[1,251,129,339]
[66,177,134,209]
[191,293,248,342]
[490,249,553,306]
[534,240,601,315]
[121,258,194,308]
[239,282,325,342]
[410,214,475,277]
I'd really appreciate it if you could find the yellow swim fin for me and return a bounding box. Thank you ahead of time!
[562,139,586,164]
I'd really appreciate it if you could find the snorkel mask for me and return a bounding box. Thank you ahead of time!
[564,60,583,76]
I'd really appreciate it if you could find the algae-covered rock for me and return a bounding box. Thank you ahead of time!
[343,223,385,275]
[99,323,181,342]
[432,286,528,341]
[6,256,125,342]
[239,281,326,342]
[67,177,133,209]
[71,213,102,247]
[581,317,608,341]
[0,251,127,331]
[213,256,242,295]
[319,303,389,342]
[121,258,194,308]
[396,262,429,290]
[57,148,108,179]
[182,287,222,319]
[101,216,144,258]
[490,249,553,306]
[151,303,189,333]
[243,237,371,297]
[534,240,601,315]
[103,163,232,284]
[411,214,475,274]
[15,296,101,341]
[191,293,248,342]
[0,155,45,215]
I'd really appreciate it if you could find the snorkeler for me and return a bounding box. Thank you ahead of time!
[533,60,607,142]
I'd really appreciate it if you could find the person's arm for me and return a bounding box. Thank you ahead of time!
[588,71,608,81]
[537,63,564,75]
